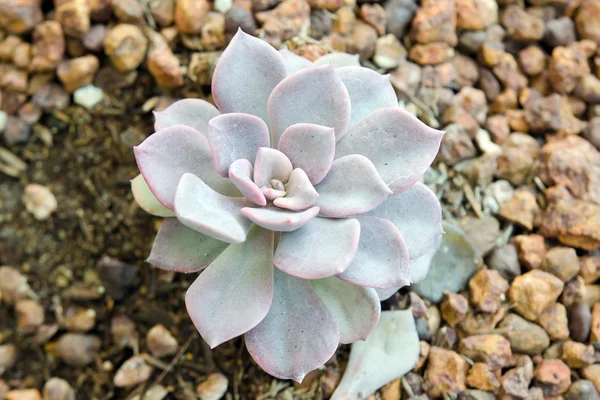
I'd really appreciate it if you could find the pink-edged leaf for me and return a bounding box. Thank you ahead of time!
[212,29,287,123]
[228,159,267,206]
[273,169,319,211]
[312,277,380,344]
[273,217,360,279]
[131,174,175,217]
[268,65,351,144]
[260,186,287,200]
[314,53,361,68]
[154,99,220,134]
[148,218,228,273]
[409,234,442,283]
[186,226,274,348]
[240,206,319,232]
[245,268,339,382]
[366,182,443,262]
[331,310,420,400]
[335,108,444,194]
[336,67,398,127]
[253,147,293,187]
[279,48,312,75]
[314,155,392,218]
[134,125,236,210]
[278,123,335,185]
[208,113,270,177]
[174,173,254,243]
[337,216,410,289]
[375,287,400,301]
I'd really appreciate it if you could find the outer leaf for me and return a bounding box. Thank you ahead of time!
[315,155,392,218]
[331,310,420,400]
[186,226,274,348]
[365,182,443,261]
[228,159,267,206]
[131,174,175,217]
[240,206,319,232]
[335,107,444,194]
[134,125,236,210]
[312,277,381,344]
[273,168,319,211]
[253,147,293,187]
[336,67,398,127]
[274,217,360,279]
[268,65,351,144]
[174,173,254,243]
[279,48,312,75]
[278,123,336,185]
[314,53,361,68]
[148,218,228,273]
[338,216,410,289]
[154,98,220,134]
[212,29,287,123]
[374,287,400,301]
[207,113,270,177]
[410,234,442,283]
[245,268,339,382]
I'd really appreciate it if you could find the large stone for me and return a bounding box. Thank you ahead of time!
[508,270,564,320]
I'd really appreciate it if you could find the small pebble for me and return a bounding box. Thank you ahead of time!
[103,24,148,72]
[537,303,569,340]
[487,244,520,282]
[509,269,563,320]
[569,303,592,342]
[424,347,467,398]
[43,377,75,400]
[499,313,549,355]
[457,334,512,369]
[565,379,600,400]
[146,324,178,358]
[196,372,229,400]
[111,314,138,348]
[63,306,96,332]
[15,299,44,334]
[56,333,101,366]
[466,363,500,391]
[98,256,138,300]
[440,292,469,327]
[113,355,153,387]
[561,339,594,368]
[0,111,8,133]
[0,266,34,304]
[0,344,17,374]
[57,55,100,92]
[130,385,168,400]
[73,85,103,110]
[469,269,508,313]
[543,247,580,283]
[22,184,58,221]
[6,389,42,400]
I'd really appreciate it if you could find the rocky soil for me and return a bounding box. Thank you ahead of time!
[1,0,600,399]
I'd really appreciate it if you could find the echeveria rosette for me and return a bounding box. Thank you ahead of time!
[132,29,444,382]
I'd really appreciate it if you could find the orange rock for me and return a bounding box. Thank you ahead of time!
[561,339,595,368]
[518,45,546,76]
[458,334,512,370]
[512,234,546,270]
[466,362,500,391]
[147,48,184,89]
[495,133,540,186]
[501,5,545,41]
[409,42,454,65]
[29,21,65,72]
[411,0,457,46]
[55,0,91,39]
[548,45,590,94]
[582,364,600,394]
[534,359,571,396]
[509,270,564,320]
[591,302,600,343]
[360,4,386,36]
[575,0,600,45]
[424,347,467,398]
[469,269,509,313]
[103,24,148,72]
[543,247,580,282]
[346,21,379,60]
[580,256,600,284]
[499,189,540,231]
[492,52,528,92]
[536,303,569,340]
[332,6,356,35]
[15,299,44,334]
[413,341,430,372]
[0,0,43,34]
[257,0,311,48]
[440,292,469,327]
[175,0,210,34]
[57,55,99,92]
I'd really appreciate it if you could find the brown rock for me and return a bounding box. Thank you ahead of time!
[424,347,467,397]
[466,363,500,391]
[256,0,311,48]
[113,355,153,387]
[469,269,508,313]
[513,234,546,270]
[437,124,476,165]
[440,292,469,327]
[360,4,386,36]
[500,313,550,354]
[561,339,594,368]
[580,256,600,284]
[509,270,564,320]
[539,191,600,250]
[484,115,509,145]
[196,373,229,400]
[111,314,138,348]
[583,365,600,394]
[56,333,101,366]
[591,302,600,343]
[104,24,148,73]
[545,17,576,48]
[146,324,178,358]
[18,103,41,125]
[566,380,600,400]
[492,53,528,92]
[147,48,184,89]
[542,247,580,283]
[409,42,454,65]
[0,65,28,93]
[585,118,600,151]
[12,42,31,69]
[501,5,545,41]
[538,136,600,206]
[458,216,499,258]
[549,46,590,94]
[55,0,90,39]
[411,0,457,46]
[456,0,497,31]
[112,0,144,22]
[487,244,521,282]
[57,55,99,92]
[499,367,529,398]
[43,377,75,400]
[15,299,44,334]
[374,34,407,69]
[32,83,70,111]
[413,341,430,372]
[490,89,517,114]
[518,45,546,76]
[574,74,600,104]
[534,359,571,396]
[561,277,585,308]
[499,189,540,230]
[568,302,592,342]
[525,94,585,135]
[505,109,529,133]
[458,334,512,369]
[82,24,107,52]
[5,389,42,400]
[477,68,501,102]
[332,7,355,35]
[0,266,34,304]
[175,0,210,34]
[537,303,569,340]
[0,344,17,374]
[495,133,540,186]
[198,12,226,51]
[63,306,96,332]
[576,0,600,45]
[225,7,257,35]
[0,0,43,34]
[148,0,174,27]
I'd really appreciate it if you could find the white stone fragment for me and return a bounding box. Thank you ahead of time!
[73,85,104,110]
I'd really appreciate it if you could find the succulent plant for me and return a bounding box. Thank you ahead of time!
[132,29,444,382]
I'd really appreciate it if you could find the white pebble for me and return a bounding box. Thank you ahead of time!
[0,110,7,133]
[214,0,232,13]
[73,85,104,110]
[22,184,58,221]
